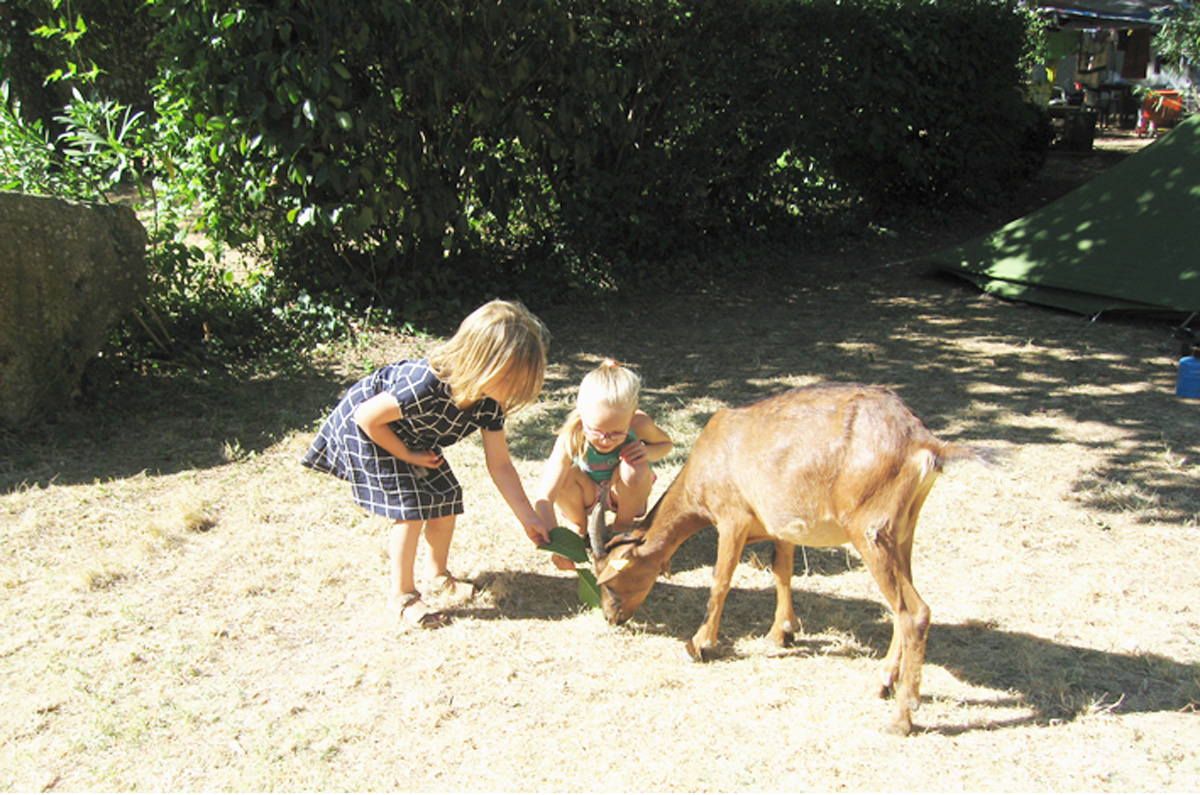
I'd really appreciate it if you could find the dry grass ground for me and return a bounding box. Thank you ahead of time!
[3,131,1200,791]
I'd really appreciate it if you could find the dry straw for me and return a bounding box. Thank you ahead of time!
[3,139,1200,791]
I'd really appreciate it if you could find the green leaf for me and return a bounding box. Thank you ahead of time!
[537,526,589,564]
[335,111,353,131]
[577,569,601,609]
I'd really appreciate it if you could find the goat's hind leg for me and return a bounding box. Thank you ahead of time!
[887,488,937,719]
[889,577,930,735]
[768,540,799,647]
[878,617,904,699]
[853,528,929,735]
[877,528,919,699]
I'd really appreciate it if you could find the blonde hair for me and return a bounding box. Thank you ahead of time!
[428,299,548,413]
[560,359,641,459]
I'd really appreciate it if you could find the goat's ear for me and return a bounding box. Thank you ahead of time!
[596,546,636,585]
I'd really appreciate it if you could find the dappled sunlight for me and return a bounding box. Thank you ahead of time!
[5,137,1200,789]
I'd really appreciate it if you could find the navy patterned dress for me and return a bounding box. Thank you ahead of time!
[301,359,505,520]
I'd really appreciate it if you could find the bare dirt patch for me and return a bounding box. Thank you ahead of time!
[3,130,1199,791]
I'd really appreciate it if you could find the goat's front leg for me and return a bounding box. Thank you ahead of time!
[687,524,747,662]
[768,540,799,647]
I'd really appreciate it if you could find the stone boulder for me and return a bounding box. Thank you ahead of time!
[0,191,148,424]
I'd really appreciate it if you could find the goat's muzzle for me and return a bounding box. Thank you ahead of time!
[599,586,629,625]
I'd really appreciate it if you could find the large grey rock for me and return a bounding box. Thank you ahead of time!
[0,191,148,423]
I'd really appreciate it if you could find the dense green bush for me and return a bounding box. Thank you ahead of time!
[144,0,1046,308]
[147,0,576,318]
[6,0,1047,339]
[804,0,1048,210]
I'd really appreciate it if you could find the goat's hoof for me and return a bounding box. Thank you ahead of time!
[683,639,709,663]
[768,629,794,648]
[884,706,915,736]
[884,698,916,735]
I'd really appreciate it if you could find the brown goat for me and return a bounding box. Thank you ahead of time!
[591,383,987,735]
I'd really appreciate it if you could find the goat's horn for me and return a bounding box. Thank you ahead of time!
[587,502,608,561]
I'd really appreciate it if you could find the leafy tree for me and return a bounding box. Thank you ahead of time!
[1156,3,1200,75]
[0,0,156,138]
[5,0,1050,348]
[147,0,588,316]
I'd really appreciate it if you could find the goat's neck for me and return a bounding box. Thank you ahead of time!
[642,476,711,561]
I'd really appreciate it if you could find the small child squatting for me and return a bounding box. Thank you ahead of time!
[302,300,551,629]
[535,360,673,567]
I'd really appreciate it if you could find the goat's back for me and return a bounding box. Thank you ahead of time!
[682,384,965,543]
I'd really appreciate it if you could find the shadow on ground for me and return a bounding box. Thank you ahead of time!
[0,362,349,491]
[7,238,1197,527]
[486,567,1200,732]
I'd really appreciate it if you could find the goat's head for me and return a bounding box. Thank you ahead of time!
[589,505,664,624]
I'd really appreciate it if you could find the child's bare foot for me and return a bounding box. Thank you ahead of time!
[551,553,577,571]
[388,591,449,629]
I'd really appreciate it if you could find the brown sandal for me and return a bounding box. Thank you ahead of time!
[391,591,449,629]
[428,572,478,601]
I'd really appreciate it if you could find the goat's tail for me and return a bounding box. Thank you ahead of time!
[937,442,1006,471]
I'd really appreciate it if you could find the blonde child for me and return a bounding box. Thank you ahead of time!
[536,360,673,543]
[302,300,551,628]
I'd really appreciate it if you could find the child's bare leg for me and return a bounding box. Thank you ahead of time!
[388,519,424,609]
[554,468,596,534]
[422,514,457,580]
[387,519,450,626]
[610,459,652,533]
[421,515,477,600]
[389,520,423,596]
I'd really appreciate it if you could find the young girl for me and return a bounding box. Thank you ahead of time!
[536,360,673,541]
[302,299,551,629]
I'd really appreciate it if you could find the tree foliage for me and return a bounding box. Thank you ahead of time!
[5,0,1048,327]
[1156,3,1200,71]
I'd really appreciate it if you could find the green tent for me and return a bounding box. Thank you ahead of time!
[929,112,1200,317]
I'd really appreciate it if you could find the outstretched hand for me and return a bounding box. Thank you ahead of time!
[523,516,551,547]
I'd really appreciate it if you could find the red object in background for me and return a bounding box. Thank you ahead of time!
[1137,90,1184,136]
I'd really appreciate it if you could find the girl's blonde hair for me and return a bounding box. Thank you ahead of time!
[560,359,641,459]
[428,299,548,412]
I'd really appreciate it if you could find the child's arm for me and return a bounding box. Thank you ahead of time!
[353,393,444,468]
[533,433,573,529]
[481,428,550,546]
[533,434,582,571]
[621,410,673,467]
